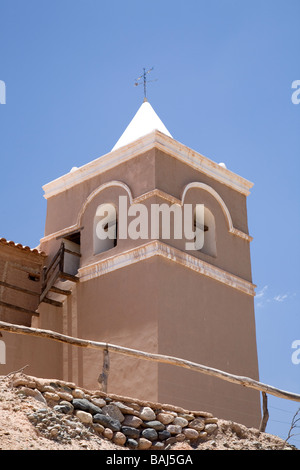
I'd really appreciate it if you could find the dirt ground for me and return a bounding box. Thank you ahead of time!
[0,374,297,451]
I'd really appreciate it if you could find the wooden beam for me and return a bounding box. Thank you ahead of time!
[0,320,299,403]
[41,297,64,308]
[0,280,39,297]
[59,272,79,283]
[64,248,81,258]
[259,392,269,432]
[40,269,60,303]
[7,262,41,276]
[49,286,72,296]
[44,245,63,278]
[0,302,39,317]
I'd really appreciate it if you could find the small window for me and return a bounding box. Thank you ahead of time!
[64,231,81,245]
[194,206,216,257]
[28,274,40,282]
[94,203,117,255]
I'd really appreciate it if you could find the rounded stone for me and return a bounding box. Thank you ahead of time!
[205,423,218,435]
[72,398,103,416]
[121,426,140,439]
[166,424,182,435]
[183,428,199,440]
[173,417,189,428]
[138,437,152,450]
[189,418,205,431]
[75,410,93,424]
[158,430,171,441]
[93,423,105,434]
[13,377,36,389]
[54,401,74,414]
[127,439,138,449]
[57,391,73,402]
[139,406,156,421]
[144,420,165,431]
[122,415,143,428]
[91,397,106,408]
[156,412,175,425]
[113,432,127,446]
[111,401,137,415]
[151,441,165,450]
[142,428,158,441]
[178,413,195,422]
[93,413,121,432]
[102,404,125,423]
[72,389,85,399]
[49,427,59,438]
[205,417,218,424]
[103,428,114,440]
[165,436,177,446]
[44,392,60,402]
[17,387,46,404]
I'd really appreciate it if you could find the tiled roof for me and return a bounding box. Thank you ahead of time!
[0,237,46,256]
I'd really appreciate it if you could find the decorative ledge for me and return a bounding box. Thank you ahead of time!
[78,241,256,296]
[42,131,253,200]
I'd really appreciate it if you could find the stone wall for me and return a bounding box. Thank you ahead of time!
[12,373,218,450]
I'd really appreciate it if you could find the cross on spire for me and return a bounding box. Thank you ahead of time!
[134,67,157,101]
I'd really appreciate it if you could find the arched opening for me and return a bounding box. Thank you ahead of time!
[194,206,216,257]
[93,203,117,255]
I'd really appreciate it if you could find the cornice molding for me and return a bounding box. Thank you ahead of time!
[77,241,256,296]
[42,131,253,200]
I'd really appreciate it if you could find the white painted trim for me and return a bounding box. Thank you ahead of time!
[42,131,253,199]
[40,181,252,244]
[182,182,252,242]
[77,180,133,226]
[134,189,181,206]
[78,241,256,296]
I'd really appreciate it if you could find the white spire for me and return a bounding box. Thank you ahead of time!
[112,100,172,151]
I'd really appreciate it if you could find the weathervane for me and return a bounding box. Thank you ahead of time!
[134,67,157,101]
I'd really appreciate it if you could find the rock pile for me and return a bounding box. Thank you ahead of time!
[12,373,218,450]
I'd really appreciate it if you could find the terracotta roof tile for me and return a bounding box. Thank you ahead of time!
[0,237,46,256]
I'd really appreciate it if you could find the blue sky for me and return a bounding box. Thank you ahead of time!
[0,0,299,446]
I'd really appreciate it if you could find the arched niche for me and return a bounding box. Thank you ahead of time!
[93,203,117,255]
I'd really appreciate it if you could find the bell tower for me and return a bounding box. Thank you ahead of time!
[37,100,261,428]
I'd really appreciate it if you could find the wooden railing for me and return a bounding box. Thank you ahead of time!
[0,319,299,432]
[40,242,79,307]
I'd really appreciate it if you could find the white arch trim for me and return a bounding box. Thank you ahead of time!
[77,180,133,226]
[182,182,252,242]
[40,181,252,244]
[40,181,133,243]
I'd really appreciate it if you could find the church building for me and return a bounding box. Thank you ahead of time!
[0,99,261,428]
